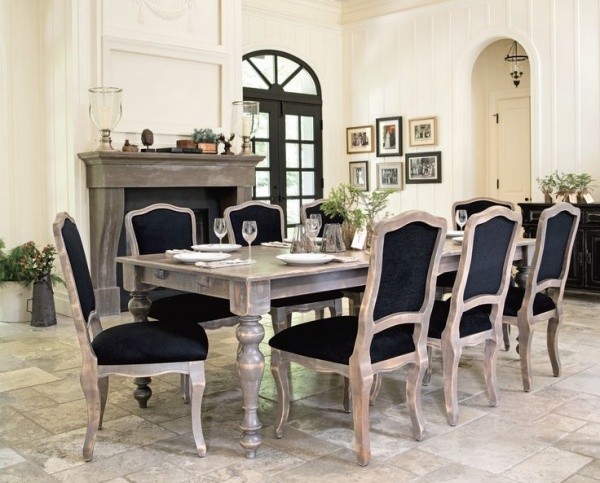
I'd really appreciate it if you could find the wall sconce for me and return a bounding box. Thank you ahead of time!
[231,101,259,155]
[504,41,528,88]
[89,87,123,151]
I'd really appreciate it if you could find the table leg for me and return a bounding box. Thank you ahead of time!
[236,315,265,458]
[128,291,152,408]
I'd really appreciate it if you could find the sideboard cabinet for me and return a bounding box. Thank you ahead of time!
[519,203,600,293]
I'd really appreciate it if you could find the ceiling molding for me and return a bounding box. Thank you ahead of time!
[340,0,451,24]
[243,0,342,27]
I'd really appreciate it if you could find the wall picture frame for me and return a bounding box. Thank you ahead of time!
[346,125,374,154]
[377,162,403,190]
[376,116,403,157]
[408,116,437,146]
[405,151,442,184]
[349,161,369,191]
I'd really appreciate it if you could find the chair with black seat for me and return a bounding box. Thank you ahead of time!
[301,199,364,317]
[502,202,580,392]
[425,206,520,426]
[224,200,343,333]
[269,210,447,466]
[53,212,208,461]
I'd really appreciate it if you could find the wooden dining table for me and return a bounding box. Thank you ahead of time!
[117,237,535,458]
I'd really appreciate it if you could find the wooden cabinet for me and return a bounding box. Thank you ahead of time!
[519,203,600,293]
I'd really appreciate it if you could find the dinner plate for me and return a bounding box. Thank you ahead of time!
[451,236,464,245]
[173,252,232,264]
[276,253,334,266]
[191,244,242,253]
[446,230,464,238]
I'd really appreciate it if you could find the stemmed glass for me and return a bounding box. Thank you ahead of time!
[242,221,258,261]
[213,218,227,252]
[309,214,322,237]
[305,218,320,253]
[455,209,468,231]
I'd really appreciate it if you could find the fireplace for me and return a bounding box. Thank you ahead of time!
[79,151,263,315]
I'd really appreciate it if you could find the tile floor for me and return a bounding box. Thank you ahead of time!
[0,295,599,482]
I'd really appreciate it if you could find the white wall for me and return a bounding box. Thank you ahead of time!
[339,0,600,221]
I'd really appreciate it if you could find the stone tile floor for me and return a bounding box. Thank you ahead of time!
[0,295,599,481]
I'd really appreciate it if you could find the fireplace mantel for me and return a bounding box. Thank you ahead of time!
[79,151,263,315]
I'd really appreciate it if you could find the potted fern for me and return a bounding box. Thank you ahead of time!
[192,128,218,154]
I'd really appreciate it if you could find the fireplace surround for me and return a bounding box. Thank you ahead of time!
[79,151,263,315]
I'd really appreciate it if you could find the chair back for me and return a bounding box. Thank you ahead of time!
[524,202,580,303]
[452,197,514,230]
[224,200,285,244]
[355,211,447,353]
[53,213,98,358]
[301,199,345,237]
[124,203,196,255]
[452,206,521,314]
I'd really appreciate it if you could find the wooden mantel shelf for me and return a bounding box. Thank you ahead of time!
[78,151,263,315]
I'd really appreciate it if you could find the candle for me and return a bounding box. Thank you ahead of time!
[242,114,251,137]
[98,106,114,129]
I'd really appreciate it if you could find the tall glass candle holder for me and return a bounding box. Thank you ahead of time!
[231,101,259,155]
[89,87,123,151]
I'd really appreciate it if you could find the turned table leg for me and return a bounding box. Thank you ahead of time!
[128,290,153,408]
[236,315,265,458]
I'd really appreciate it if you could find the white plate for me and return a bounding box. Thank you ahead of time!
[191,244,241,253]
[451,236,464,244]
[446,230,464,238]
[173,252,232,264]
[276,253,334,266]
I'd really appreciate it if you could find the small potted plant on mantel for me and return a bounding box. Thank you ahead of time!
[192,128,219,154]
[0,239,62,325]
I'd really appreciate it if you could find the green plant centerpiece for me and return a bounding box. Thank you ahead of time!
[321,184,394,247]
[0,239,62,325]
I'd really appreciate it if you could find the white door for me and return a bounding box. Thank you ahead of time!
[490,96,531,205]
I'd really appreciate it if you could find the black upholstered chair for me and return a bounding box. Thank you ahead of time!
[124,203,237,329]
[53,212,208,461]
[224,200,344,333]
[502,202,580,391]
[425,206,521,426]
[269,210,447,466]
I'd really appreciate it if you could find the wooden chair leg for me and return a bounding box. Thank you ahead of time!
[517,315,534,392]
[98,376,109,430]
[502,323,511,351]
[547,316,561,377]
[189,361,207,457]
[81,372,101,462]
[270,349,291,438]
[483,337,499,407]
[349,369,372,466]
[270,308,289,334]
[343,377,351,413]
[369,375,382,405]
[406,361,426,441]
[181,374,190,404]
[331,298,343,317]
[442,343,462,426]
[422,346,433,386]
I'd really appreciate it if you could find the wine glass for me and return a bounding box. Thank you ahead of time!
[455,209,468,231]
[305,218,320,253]
[213,218,227,252]
[242,220,258,261]
[309,214,322,237]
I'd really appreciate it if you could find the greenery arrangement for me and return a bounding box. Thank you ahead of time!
[0,239,62,286]
[321,183,394,234]
[537,171,595,203]
[192,128,218,144]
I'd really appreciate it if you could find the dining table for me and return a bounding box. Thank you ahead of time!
[117,237,536,458]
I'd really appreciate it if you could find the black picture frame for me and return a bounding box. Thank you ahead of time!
[349,161,369,191]
[376,116,403,157]
[405,151,442,184]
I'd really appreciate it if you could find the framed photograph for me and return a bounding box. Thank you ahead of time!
[405,152,442,184]
[376,116,402,157]
[346,125,374,154]
[377,162,403,190]
[349,161,369,191]
[408,116,437,146]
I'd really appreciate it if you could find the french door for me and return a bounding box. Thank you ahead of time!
[250,99,323,235]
